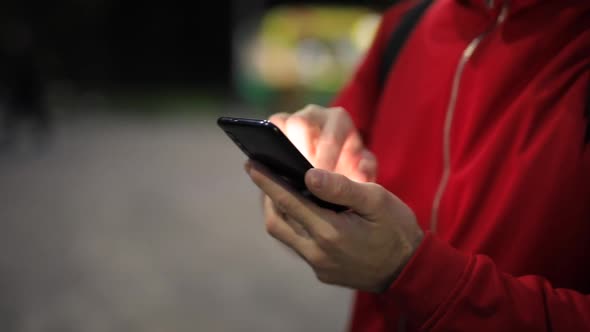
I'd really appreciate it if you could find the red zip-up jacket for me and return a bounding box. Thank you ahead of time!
[332,0,590,331]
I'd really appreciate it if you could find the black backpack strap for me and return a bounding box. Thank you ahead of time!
[585,87,590,144]
[378,0,434,91]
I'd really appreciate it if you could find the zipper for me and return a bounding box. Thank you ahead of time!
[394,4,510,332]
[429,3,508,233]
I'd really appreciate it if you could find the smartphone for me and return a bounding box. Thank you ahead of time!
[217,116,347,212]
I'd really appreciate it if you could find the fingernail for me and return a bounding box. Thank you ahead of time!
[309,169,325,189]
[358,159,370,177]
[244,161,252,173]
[358,153,376,179]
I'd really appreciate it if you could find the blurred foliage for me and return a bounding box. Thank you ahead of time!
[235,5,380,111]
[260,6,376,47]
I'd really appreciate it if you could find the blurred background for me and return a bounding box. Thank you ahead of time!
[0,0,388,331]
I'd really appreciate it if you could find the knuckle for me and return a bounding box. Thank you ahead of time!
[330,106,346,117]
[274,195,294,214]
[307,250,328,268]
[303,104,322,113]
[370,183,392,208]
[331,175,351,197]
[315,230,339,249]
[348,133,364,150]
[263,196,274,212]
[315,271,334,285]
[316,272,328,283]
[330,106,351,122]
[264,217,279,236]
[262,195,270,211]
[320,132,340,146]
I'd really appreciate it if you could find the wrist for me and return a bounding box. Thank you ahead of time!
[376,230,424,293]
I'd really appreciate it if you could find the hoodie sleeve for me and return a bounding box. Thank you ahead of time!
[388,232,590,331]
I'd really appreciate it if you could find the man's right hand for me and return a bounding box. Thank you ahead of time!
[268,104,377,183]
[260,104,378,243]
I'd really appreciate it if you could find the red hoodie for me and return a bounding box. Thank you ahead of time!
[332,0,590,331]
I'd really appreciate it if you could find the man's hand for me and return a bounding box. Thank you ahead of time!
[246,161,424,293]
[269,105,376,183]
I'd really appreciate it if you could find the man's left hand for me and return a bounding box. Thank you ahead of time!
[245,161,424,293]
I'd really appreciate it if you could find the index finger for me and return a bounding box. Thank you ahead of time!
[286,105,329,161]
[268,112,290,132]
[315,108,354,170]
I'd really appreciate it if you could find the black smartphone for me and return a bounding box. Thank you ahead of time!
[218,116,347,212]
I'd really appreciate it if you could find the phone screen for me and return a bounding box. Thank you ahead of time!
[218,116,347,212]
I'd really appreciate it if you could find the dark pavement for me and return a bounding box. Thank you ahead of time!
[0,113,351,332]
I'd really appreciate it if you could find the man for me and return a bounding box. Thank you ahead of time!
[245,0,590,331]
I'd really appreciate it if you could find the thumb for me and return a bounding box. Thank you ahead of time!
[305,168,386,220]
